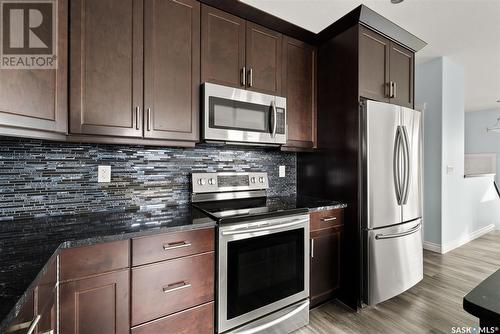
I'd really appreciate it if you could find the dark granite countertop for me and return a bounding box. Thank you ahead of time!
[0,205,215,332]
[464,267,500,323]
[0,196,346,332]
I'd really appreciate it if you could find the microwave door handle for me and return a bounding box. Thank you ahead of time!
[271,100,277,138]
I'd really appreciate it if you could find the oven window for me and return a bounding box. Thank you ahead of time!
[209,97,271,133]
[226,229,305,319]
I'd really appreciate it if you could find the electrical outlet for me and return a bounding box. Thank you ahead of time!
[279,165,286,177]
[446,165,454,175]
[98,165,111,183]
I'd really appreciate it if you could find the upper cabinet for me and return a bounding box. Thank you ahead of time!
[246,22,282,95]
[359,26,414,108]
[0,0,67,139]
[389,42,414,108]
[282,37,317,149]
[144,0,200,141]
[70,0,143,138]
[201,6,245,88]
[201,5,282,95]
[70,0,199,144]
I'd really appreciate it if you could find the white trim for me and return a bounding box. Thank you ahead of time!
[423,224,495,254]
[423,241,442,253]
[442,224,495,253]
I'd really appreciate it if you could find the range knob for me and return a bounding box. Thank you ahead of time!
[197,178,206,186]
[250,177,256,183]
[259,177,265,183]
[208,178,215,185]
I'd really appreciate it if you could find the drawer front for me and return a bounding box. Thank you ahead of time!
[131,252,214,325]
[131,302,214,334]
[310,208,343,232]
[132,228,214,266]
[60,240,130,281]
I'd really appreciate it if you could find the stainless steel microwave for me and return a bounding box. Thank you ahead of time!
[202,83,287,146]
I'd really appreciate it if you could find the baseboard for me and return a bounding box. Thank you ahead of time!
[442,224,495,253]
[423,241,442,253]
[423,224,495,254]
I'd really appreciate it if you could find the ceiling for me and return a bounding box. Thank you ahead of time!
[241,0,500,112]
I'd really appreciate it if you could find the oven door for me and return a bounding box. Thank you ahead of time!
[218,214,309,333]
[203,83,286,145]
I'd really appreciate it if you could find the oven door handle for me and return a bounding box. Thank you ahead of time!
[221,218,308,236]
[233,299,310,334]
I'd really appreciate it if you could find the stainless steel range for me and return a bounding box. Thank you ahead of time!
[191,172,310,334]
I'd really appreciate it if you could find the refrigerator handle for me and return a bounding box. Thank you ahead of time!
[375,222,421,240]
[401,126,411,205]
[393,126,402,205]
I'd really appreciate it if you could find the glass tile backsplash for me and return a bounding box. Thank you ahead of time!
[0,137,296,220]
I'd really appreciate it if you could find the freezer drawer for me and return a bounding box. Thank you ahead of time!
[364,219,423,305]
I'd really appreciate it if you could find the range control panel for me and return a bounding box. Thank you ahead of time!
[191,172,269,194]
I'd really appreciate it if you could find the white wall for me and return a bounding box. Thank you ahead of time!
[416,57,499,252]
[415,58,442,244]
[465,108,500,184]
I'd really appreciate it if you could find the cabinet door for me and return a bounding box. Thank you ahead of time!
[70,0,143,137]
[246,22,282,95]
[310,227,342,307]
[389,43,414,108]
[60,269,130,334]
[144,0,200,141]
[359,26,390,103]
[282,37,316,149]
[201,5,245,88]
[0,0,67,136]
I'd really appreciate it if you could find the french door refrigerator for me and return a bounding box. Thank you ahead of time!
[361,100,423,306]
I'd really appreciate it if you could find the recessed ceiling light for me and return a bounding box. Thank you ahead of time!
[391,0,404,3]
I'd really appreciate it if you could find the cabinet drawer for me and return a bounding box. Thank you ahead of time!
[131,252,214,326]
[131,302,214,334]
[310,208,343,232]
[132,228,214,266]
[59,240,130,281]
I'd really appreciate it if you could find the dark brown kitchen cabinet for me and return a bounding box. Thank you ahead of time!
[389,42,414,108]
[282,37,316,149]
[201,5,282,95]
[60,269,130,334]
[0,0,67,140]
[201,5,246,88]
[358,26,414,108]
[359,26,390,103]
[70,0,143,138]
[309,208,343,308]
[246,22,282,95]
[144,0,200,141]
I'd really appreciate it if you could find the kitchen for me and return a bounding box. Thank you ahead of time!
[1,0,499,333]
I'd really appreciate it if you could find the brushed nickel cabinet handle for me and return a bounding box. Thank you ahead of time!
[241,66,246,86]
[163,241,191,251]
[27,315,41,334]
[393,81,397,98]
[320,217,337,222]
[248,68,253,87]
[147,108,152,131]
[311,238,314,258]
[162,281,191,294]
[135,106,140,130]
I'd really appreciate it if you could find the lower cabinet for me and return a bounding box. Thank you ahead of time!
[131,302,214,334]
[59,269,130,334]
[309,208,344,308]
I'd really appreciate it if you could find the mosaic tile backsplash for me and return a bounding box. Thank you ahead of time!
[0,137,296,220]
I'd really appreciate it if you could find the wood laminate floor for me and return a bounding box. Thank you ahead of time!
[295,230,500,334]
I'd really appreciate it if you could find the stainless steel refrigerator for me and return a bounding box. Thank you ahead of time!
[361,100,423,306]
